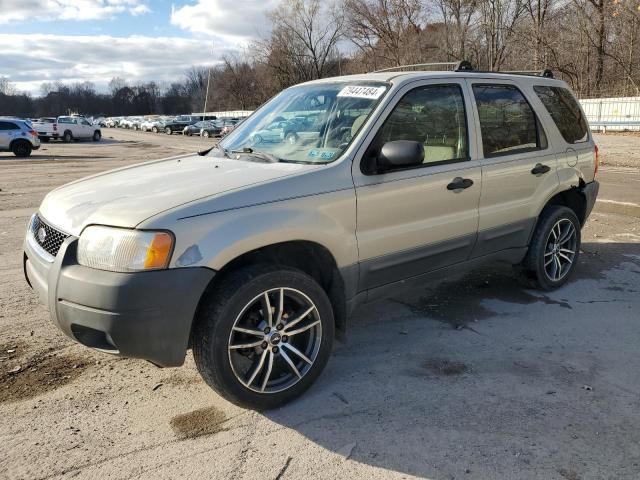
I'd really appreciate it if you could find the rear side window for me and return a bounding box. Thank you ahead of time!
[472,84,546,157]
[534,86,588,143]
[0,121,19,130]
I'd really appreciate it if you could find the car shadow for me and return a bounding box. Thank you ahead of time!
[261,241,640,478]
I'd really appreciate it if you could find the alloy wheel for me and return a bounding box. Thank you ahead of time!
[227,287,322,394]
[544,218,577,282]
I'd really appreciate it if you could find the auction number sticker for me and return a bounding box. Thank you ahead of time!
[337,85,387,99]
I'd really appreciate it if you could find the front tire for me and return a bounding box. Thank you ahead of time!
[92,130,101,141]
[152,126,158,133]
[203,130,210,138]
[522,205,581,290]
[165,127,172,135]
[192,265,334,410]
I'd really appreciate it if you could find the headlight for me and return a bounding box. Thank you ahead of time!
[78,226,174,272]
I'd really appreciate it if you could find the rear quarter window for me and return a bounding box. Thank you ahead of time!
[533,86,588,143]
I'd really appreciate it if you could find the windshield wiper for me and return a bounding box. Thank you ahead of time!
[227,147,280,163]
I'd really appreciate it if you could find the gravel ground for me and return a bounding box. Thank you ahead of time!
[0,129,639,480]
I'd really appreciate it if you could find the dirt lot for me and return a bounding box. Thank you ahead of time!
[1,130,639,480]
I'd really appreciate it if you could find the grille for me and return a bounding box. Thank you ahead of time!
[31,215,69,257]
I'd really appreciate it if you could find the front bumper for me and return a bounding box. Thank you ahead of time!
[24,233,215,367]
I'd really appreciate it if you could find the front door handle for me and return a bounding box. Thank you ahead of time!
[531,163,551,175]
[447,177,474,191]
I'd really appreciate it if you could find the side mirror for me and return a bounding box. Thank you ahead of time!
[377,140,424,171]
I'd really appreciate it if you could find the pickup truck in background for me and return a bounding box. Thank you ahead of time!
[31,117,59,142]
[56,116,102,142]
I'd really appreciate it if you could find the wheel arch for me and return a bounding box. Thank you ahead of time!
[197,240,349,338]
[540,182,588,226]
[9,138,31,149]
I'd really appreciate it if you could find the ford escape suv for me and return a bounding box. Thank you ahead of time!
[23,64,599,409]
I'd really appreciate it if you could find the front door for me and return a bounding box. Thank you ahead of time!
[352,80,481,291]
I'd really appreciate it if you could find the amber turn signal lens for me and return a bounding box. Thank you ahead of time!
[144,232,174,269]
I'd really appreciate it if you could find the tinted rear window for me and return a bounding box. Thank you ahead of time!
[533,86,588,143]
[0,121,20,130]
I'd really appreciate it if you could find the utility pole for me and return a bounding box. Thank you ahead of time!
[202,42,214,120]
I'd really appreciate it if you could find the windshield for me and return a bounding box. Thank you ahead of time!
[218,81,388,164]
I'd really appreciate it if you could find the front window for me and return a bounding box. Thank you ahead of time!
[218,81,389,164]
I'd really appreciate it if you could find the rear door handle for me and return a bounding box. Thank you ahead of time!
[531,163,551,175]
[447,177,474,191]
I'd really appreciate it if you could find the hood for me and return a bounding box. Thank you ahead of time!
[39,154,313,236]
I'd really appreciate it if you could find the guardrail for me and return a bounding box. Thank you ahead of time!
[579,96,640,132]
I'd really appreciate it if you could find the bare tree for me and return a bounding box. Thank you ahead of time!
[0,77,16,95]
[523,0,555,68]
[260,0,345,84]
[345,0,423,69]
[477,0,527,70]
[435,0,478,61]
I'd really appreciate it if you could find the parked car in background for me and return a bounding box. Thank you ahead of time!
[57,116,102,142]
[182,120,214,136]
[148,117,169,133]
[31,117,59,142]
[200,121,223,138]
[221,119,241,137]
[104,117,120,128]
[0,117,40,157]
[129,117,145,130]
[140,118,160,132]
[163,115,199,135]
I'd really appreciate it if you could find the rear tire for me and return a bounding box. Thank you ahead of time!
[92,131,101,142]
[203,130,210,138]
[522,205,581,290]
[152,126,158,133]
[165,127,172,135]
[192,265,334,410]
[63,131,73,143]
[11,141,32,158]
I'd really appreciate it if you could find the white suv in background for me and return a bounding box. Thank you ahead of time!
[56,116,102,143]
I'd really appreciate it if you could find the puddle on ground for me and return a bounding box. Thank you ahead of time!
[0,343,88,404]
[393,265,572,328]
[170,406,227,439]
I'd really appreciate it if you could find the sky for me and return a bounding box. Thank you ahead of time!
[0,0,280,95]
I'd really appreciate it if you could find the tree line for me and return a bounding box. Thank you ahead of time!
[1,0,639,118]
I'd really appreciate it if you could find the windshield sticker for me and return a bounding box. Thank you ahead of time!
[337,85,386,100]
[308,149,337,160]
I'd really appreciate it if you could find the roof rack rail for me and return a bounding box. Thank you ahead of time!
[372,60,554,78]
[500,69,554,78]
[373,62,460,73]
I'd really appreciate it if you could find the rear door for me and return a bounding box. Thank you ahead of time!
[467,79,559,257]
[353,79,481,291]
